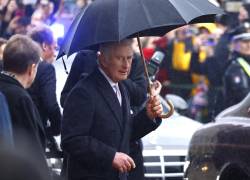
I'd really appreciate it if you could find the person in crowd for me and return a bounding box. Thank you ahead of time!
[0,0,18,36]
[0,34,50,178]
[190,14,233,119]
[0,90,13,148]
[61,39,163,180]
[60,50,102,107]
[60,49,162,179]
[28,26,61,154]
[0,37,7,71]
[60,44,164,179]
[164,26,194,100]
[238,2,250,23]
[223,22,250,108]
[2,16,30,38]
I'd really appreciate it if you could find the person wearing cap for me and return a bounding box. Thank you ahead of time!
[223,22,250,108]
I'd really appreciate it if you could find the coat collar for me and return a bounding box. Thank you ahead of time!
[0,73,23,89]
[93,68,125,130]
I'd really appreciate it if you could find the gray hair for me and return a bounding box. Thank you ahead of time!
[99,39,133,59]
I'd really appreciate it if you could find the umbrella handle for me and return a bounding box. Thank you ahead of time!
[136,35,174,119]
[159,99,174,118]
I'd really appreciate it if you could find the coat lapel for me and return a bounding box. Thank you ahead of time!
[94,69,124,131]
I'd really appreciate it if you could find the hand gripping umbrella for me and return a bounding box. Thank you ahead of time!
[58,0,223,118]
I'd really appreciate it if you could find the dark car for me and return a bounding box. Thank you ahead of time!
[184,93,250,180]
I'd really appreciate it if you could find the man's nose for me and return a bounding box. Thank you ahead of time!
[123,58,131,66]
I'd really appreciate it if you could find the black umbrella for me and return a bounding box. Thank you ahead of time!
[58,0,223,118]
[58,0,223,57]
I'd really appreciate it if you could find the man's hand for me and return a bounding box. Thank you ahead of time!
[146,95,163,120]
[112,152,136,173]
[150,80,162,96]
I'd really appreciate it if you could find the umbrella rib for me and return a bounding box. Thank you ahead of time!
[140,0,153,27]
[185,0,205,16]
[168,0,190,23]
[168,0,203,23]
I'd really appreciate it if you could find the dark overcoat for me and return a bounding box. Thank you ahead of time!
[28,61,61,136]
[61,68,161,180]
[0,73,50,179]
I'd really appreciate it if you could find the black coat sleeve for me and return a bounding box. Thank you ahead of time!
[39,64,61,135]
[131,108,162,141]
[223,62,249,107]
[60,51,97,107]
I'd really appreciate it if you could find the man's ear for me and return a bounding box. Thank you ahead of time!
[42,43,47,51]
[27,64,37,76]
[98,51,108,67]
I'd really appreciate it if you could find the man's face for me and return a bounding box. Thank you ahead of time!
[100,43,133,82]
[239,6,249,22]
[235,39,250,56]
[26,63,38,88]
[43,41,57,63]
[0,44,6,60]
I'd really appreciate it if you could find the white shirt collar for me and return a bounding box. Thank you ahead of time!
[98,67,118,90]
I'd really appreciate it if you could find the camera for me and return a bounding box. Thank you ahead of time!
[147,51,165,78]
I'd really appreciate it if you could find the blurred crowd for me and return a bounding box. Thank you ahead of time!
[0,0,93,39]
[136,0,250,123]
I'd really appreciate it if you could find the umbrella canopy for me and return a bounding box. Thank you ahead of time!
[58,0,223,58]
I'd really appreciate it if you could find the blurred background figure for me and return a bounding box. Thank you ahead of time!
[0,0,19,36]
[0,37,7,71]
[164,26,195,100]
[238,2,250,23]
[28,25,61,156]
[0,90,13,149]
[2,16,30,38]
[0,34,50,178]
[0,146,50,180]
[33,0,55,25]
[223,22,250,109]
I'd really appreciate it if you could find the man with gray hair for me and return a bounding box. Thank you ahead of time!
[61,39,163,180]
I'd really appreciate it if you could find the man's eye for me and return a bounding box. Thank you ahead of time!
[116,57,123,60]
